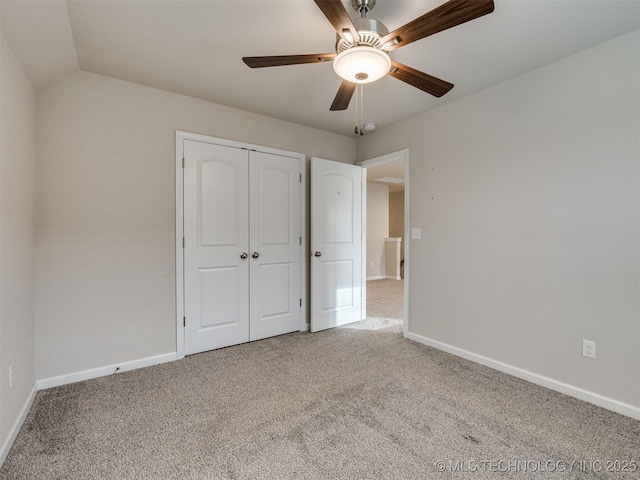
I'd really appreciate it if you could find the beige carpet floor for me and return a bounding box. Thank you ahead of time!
[2,313,639,479]
[366,278,404,321]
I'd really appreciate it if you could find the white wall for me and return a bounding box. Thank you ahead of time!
[358,31,640,412]
[0,33,36,459]
[35,71,356,381]
[366,182,389,279]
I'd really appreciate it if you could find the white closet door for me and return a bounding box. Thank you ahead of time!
[310,157,363,332]
[249,151,301,341]
[184,140,249,355]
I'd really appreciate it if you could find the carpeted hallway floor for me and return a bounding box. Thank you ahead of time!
[366,278,404,321]
[2,292,639,478]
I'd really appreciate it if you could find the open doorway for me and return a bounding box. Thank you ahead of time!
[358,150,408,333]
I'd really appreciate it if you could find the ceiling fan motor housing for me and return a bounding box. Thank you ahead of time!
[333,16,391,84]
[335,17,390,52]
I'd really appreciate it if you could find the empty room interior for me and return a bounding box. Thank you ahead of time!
[1,0,639,477]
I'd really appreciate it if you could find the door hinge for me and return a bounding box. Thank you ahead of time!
[182,157,185,169]
[299,236,302,245]
[299,299,302,307]
[183,317,186,327]
[299,173,302,182]
[182,237,185,248]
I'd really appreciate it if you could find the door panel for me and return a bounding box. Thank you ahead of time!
[249,151,301,341]
[259,168,292,244]
[323,174,355,244]
[200,160,241,246]
[184,140,249,355]
[199,267,240,328]
[311,158,363,332]
[258,263,291,317]
[322,260,355,310]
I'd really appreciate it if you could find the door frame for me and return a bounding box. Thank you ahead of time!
[357,149,409,336]
[175,131,306,359]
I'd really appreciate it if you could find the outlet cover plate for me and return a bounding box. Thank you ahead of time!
[582,340,596,359]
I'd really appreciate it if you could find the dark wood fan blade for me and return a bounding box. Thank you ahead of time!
[330,80,356,111]
[388,61,454,97]
[243,53,335,68]
[380,0,494,51]
[314,0,360,44]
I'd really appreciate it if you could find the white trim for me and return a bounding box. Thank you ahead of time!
[36,352,177,390]
[0,384,37,466]
[366,275,385,281]
[175,131,307,353]
[358,149,409,169]
[357,149,409,337]
[361,169,367,321]
[175,131,305,160]
[405,332,640,421]
[299,157,307,331]
[403,152,409,337]
[176,132,185,359]
[385,275,402,280]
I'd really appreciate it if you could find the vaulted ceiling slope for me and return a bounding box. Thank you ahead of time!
[2,0,639,135]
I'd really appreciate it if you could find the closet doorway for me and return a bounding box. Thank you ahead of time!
[176,131,305,357]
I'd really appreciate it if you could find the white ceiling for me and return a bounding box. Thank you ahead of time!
[2,0,639,136]
[367,160,405,192]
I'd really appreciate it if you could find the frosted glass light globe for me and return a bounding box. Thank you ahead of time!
[333,46,391,84]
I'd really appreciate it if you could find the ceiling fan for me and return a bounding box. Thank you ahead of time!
[242,0,494,112]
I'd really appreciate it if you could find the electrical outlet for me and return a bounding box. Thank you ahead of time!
[9,366,14,388]
[582,340,596,359]
[370,262,374,268]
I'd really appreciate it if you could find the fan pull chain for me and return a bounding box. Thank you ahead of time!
[354,83,365,136]
[360,84,364,136]
[354,83,359,135]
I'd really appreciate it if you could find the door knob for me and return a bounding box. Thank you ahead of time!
[314,251,322,257]
[252,252,260,259]
[240,252,248,259]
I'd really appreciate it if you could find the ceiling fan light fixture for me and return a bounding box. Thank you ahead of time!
[333,46,391,84]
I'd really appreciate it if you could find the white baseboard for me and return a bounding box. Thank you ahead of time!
[405,331,640,421]
[366,276,385,281]
[385,275,402,280]
[37,352,178,390]
[0,383,37,466]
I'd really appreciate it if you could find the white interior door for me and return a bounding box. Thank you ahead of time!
[311,157,363,332]
[184,140,249,355]
[249,151,301,341]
